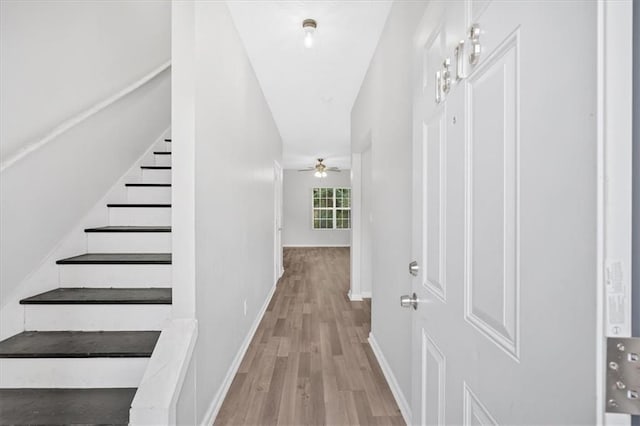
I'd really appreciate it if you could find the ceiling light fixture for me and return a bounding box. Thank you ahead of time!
[313,159,328,178]
[302,18,317,49]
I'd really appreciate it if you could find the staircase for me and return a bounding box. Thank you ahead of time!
[0,138,173,425]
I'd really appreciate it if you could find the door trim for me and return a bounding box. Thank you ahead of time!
[596,0,634,423]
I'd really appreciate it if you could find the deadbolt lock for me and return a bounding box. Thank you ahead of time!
[409,261,419,276]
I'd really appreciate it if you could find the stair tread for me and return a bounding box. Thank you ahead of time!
[0,388,136,425]
[85,226,171,233]
[56,253,171,265]
[140,165,171,169]
[20,288,172,305]
[107,203,171,208]
[125,183,171,187]
[153,151,171,155]
[164,138,171,142]
[0,331,160,358]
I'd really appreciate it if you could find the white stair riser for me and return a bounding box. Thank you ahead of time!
[87,232,171,253]
[58,264,171,287]
[142,169,171,184]
[127,186,171,203]
[109,207,171,226]
[0,358,149,388]
[163,141,171,152]
[24,305,171,331]
[154,154,171,166]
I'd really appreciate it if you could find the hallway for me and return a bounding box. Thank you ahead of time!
[215,247,403,426]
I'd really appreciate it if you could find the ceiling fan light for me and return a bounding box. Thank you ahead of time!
[321,171,327,178]
[314,170,322,178]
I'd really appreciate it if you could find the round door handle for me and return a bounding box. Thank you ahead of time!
[400,293,418,310]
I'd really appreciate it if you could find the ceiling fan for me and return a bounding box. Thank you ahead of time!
[298,158,340,178]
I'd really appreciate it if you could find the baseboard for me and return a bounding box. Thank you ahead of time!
[200,283,277,426]
[348,290,363,301]
[283,244,351,248]
[368,333,412,425]
[348,290,371,301]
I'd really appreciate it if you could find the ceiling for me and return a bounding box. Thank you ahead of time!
[227,1,392,170]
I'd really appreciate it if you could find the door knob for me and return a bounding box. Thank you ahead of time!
[409,261,419,276]
[400,293,418,310]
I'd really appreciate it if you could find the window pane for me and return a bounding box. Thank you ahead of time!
[326,188,334,198]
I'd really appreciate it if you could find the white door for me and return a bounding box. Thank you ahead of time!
[274,160,284,282]
[410,1,599,424]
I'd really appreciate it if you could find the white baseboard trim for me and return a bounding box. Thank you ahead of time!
[348,290,371,301]
[348,290,363,301]
[283,244,351,248]
[368,333,412,425]
[200,283,277,426]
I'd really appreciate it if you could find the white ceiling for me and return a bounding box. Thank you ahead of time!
[227,1,392,170]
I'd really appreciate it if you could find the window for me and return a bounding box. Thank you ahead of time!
[312,187,351,230]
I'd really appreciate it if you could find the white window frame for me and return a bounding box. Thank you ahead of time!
[311,187,351,230]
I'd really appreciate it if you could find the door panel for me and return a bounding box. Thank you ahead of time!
[465,33,519,358]
[424,115,446,300]
[422,331,446,426]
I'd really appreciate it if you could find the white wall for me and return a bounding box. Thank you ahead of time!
[282,170,351,247]
[351,0,427,409]
[0,1,171,330]
[0,0,170,160]
[172,2,283,423]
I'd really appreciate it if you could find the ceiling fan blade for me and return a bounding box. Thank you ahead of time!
[297,168,314,171]
[326,167,341,171]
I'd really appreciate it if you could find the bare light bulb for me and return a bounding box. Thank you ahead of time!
[302,19,317,49]
[304,31,314,48]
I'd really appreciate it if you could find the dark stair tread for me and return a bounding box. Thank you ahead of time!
[125,183,171,187]
[153,151,171,155]
[56,253,171,265]
[164,138,171,142]
[0,331,160,358]
[20,288,172,305]
[140,165,171,169]
[107,203,171,208]
[85,226,171,233]
[0,388,136,425]
[85,225,171,233]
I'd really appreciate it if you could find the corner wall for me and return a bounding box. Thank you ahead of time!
[282,170,351,247]
[350,0,427,411]
[172,2,283,423]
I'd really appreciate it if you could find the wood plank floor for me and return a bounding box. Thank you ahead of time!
[214,247,404,426]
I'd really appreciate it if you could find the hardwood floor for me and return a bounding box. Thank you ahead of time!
[214,247,404,426]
